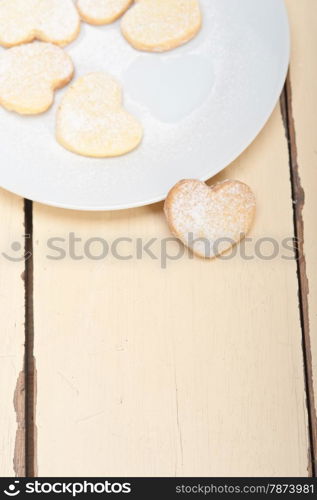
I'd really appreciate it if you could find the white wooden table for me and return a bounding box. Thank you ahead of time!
[1,0,316,477]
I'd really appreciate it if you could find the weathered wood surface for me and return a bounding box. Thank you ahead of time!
[0,191,25,476]
[33,104,309,476]
[286,0,317,471]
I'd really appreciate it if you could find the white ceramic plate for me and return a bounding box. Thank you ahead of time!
[0,0,290,211]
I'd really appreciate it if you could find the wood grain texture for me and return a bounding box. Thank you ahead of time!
[285,0,317,471]
[0,190,25,476]
[33,105,309,476]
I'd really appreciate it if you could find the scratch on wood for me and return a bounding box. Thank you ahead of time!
[57,371,80,396]
[76,411,106,424]
[280,76,317,477]
[13,370,25,477]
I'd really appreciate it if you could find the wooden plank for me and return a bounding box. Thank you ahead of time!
[33,104,309,476]
[0,190,25,476]
[285,0,317,472]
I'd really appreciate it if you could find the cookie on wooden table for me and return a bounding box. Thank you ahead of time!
[164,179,256,258]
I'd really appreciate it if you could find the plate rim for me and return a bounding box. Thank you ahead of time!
[0,0,290,212]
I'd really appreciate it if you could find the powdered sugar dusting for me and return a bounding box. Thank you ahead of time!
[166,179,256,258]
[121,0,201,52]
[56,72,143,157]
[0,42,73,114]
[78,0,132,24]
[0,0,80,47]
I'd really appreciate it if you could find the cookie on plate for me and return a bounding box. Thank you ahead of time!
[121,0,202,52]
[56,72,143,158]
[78,0,132,25]
[164,179,256,258]
[0,42,74,115]
[0,0,80,48]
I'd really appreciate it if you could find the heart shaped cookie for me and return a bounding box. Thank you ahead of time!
[164,179,256,258]
[121,0,202,52]
[78,0,132,25]
[0,42,74,115]
[56,73,143,158]
[0,0,80,48]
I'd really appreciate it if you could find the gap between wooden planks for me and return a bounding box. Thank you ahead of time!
[285,0,317,474]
